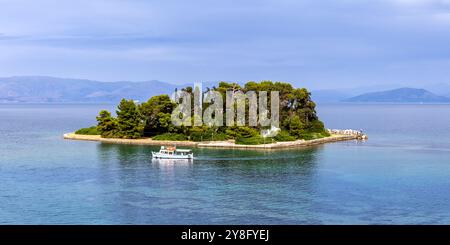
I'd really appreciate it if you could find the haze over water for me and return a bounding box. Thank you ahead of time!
[1,103,450,224]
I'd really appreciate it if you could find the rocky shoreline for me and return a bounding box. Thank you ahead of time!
[63,130,367,150]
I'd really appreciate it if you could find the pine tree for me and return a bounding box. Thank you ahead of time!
[116,99,144,138]
[96,110,117,138]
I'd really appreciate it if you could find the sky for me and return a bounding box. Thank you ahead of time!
[1,0,450,89]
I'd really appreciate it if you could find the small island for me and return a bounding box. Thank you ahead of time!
[65,81,366,149]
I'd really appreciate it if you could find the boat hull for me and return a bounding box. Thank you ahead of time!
[152,152,193,159]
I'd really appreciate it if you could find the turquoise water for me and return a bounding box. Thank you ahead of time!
[1,103,450,224]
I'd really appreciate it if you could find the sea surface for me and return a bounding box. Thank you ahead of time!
[1,103,450,224]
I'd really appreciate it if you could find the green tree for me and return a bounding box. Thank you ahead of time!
[92,80,328,142]
[96,110,118,138]
[287,115,305,138]
[116,99,143,139]
[139,95,176,136]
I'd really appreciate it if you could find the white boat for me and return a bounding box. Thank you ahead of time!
[152,146,194,159]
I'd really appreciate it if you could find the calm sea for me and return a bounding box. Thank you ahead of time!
[1,103,450,224]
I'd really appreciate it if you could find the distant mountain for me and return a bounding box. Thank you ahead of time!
[343,87,450,103]
[424,83,450,97]
[6,76,448,104]
[311,84,412,103]
[0,76,180,103]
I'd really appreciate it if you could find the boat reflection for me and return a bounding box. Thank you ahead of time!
[151,158,194,168]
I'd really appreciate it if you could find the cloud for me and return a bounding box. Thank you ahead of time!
[1,0,450,88]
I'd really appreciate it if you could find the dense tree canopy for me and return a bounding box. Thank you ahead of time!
[96,110,117,138]
[88,81,329,143]
[115,99,143,139]
[139,95,176,136]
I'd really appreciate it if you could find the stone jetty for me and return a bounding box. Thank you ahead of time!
[327,129,368,140]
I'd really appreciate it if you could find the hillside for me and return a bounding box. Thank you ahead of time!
[343,88,450,103]
[0,76,178,103]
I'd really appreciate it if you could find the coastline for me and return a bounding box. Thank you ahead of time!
[63,132,364,149]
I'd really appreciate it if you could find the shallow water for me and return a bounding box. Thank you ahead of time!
[1,103,450,224]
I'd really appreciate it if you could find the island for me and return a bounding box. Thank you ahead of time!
[343,87,450,103]
[64,81,367,149]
